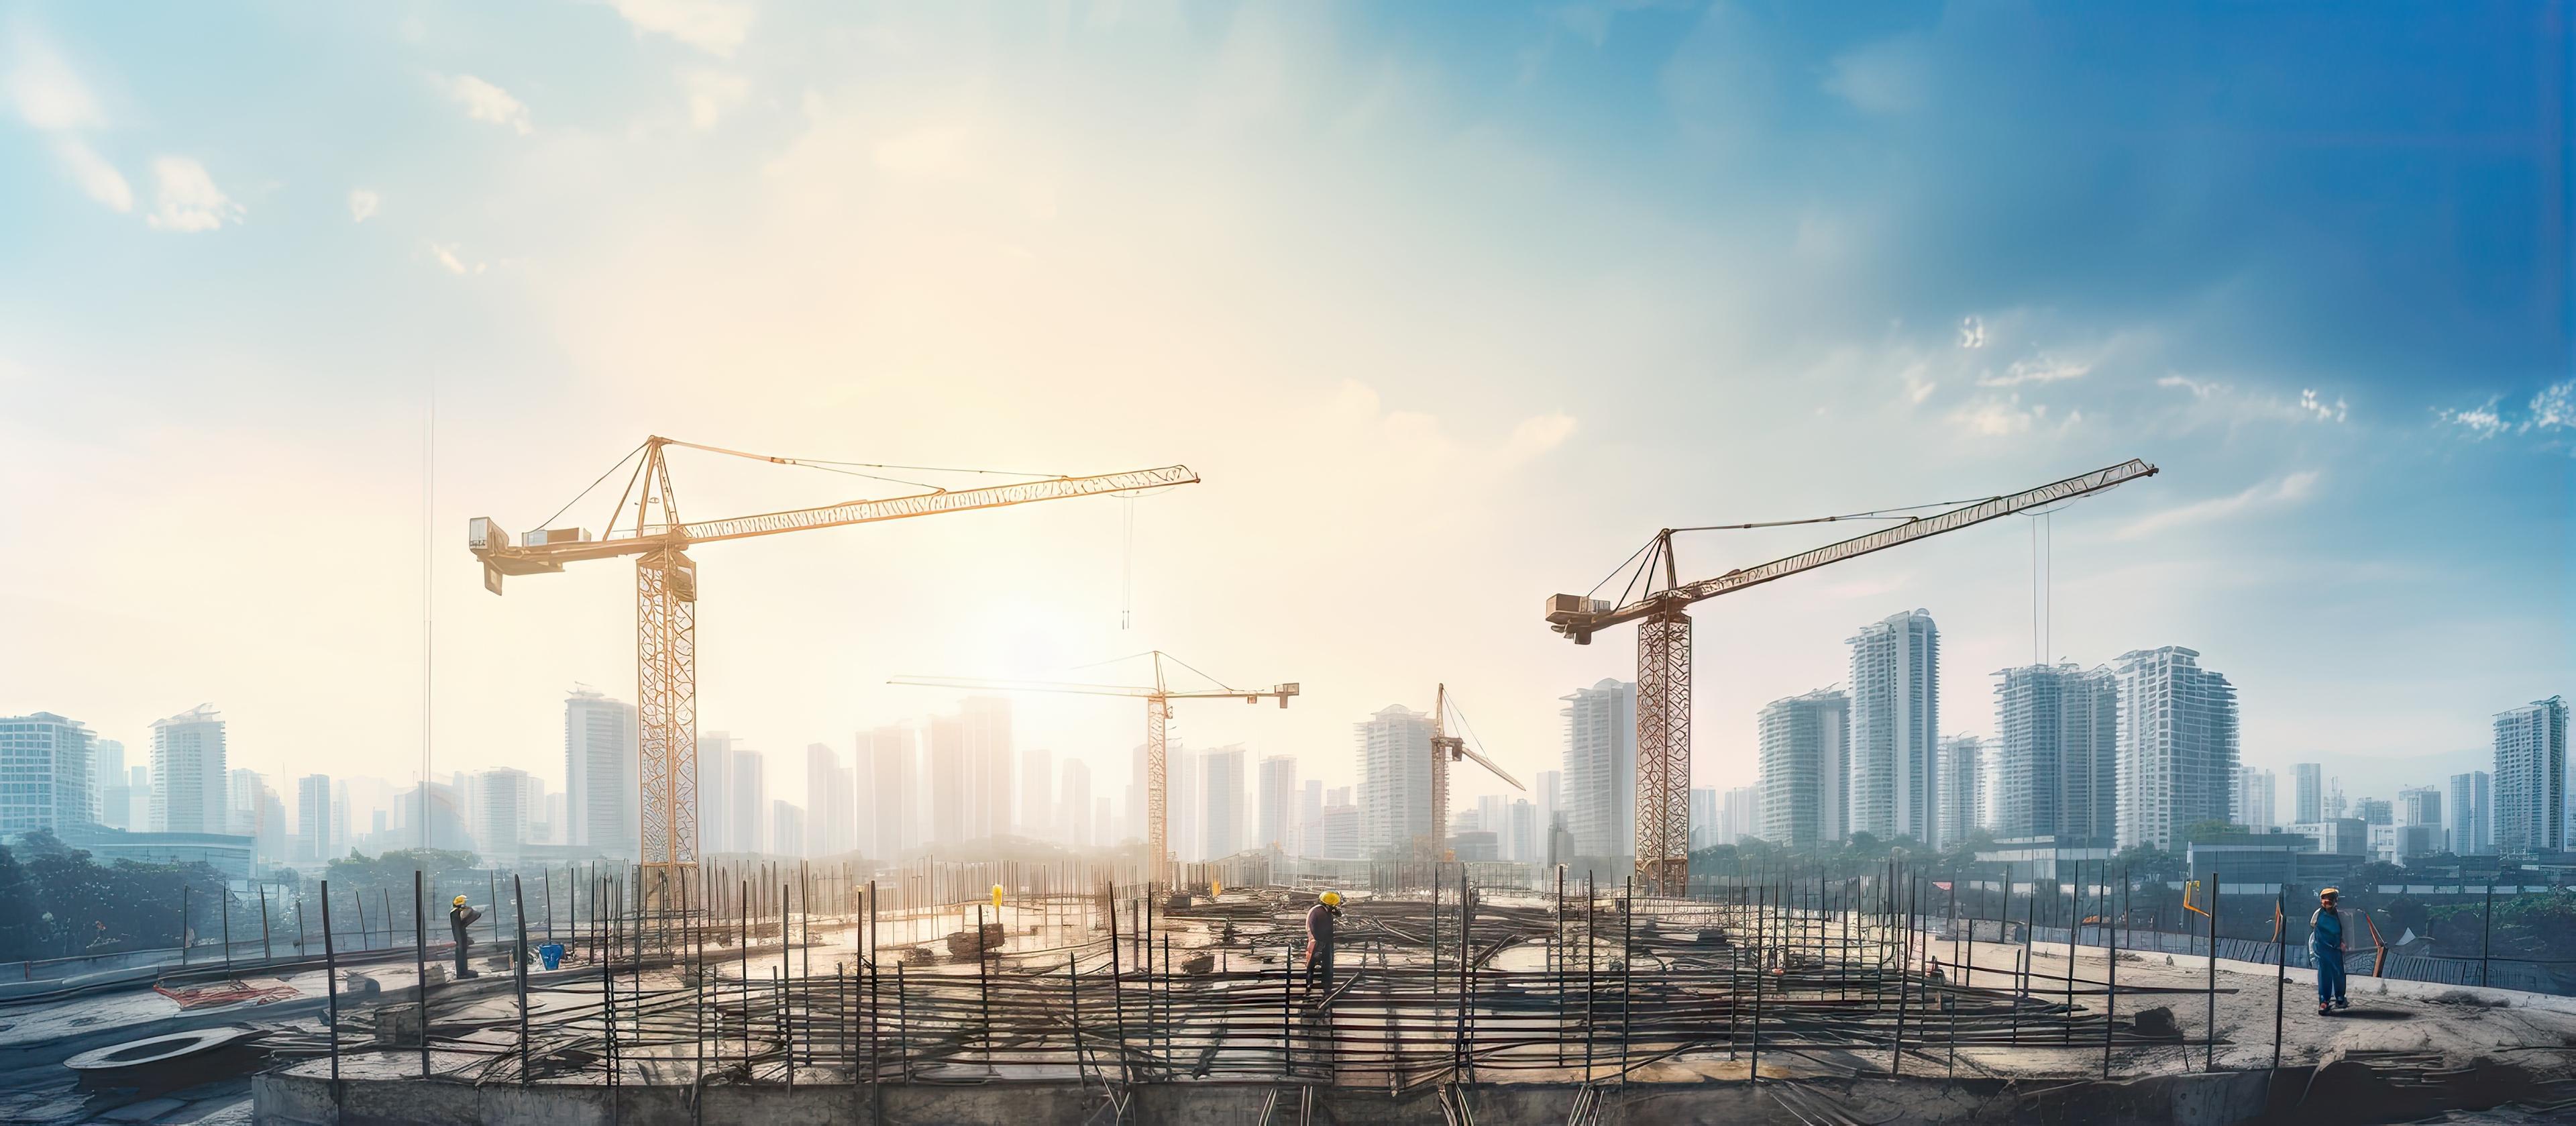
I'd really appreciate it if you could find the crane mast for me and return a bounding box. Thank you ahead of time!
[472,436,1199,902]
[1419,683,1524,862]
[1545,458,2157,895]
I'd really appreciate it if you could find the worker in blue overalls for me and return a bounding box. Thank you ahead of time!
[2310,887,2348,1015]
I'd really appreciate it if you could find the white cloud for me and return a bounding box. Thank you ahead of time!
[2116,470,2320,540]
[1506,411,1578,456]
[144,157,241,232]
[2526,379,2574,431]
[440,74,532,135]
[427,241,483,275]
[1898,362,1937,405]
[7,36,105,130]
[1948,394,2038,436]
[1823,35,1929,114]
[348,189,380,223]
[2435,398,2506,438]
[601,0,752,58]
[53,138,131,212]
[683,67,749,130]
[1957,316,1984,348]
[1976,354,2090,388]
[2438,380,2576,440]
[9,38,136,216]
[2298,387,2348,423]
[2157,374,2225,398]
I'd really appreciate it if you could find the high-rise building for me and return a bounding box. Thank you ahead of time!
[1358,705,1436,858]
[2396,786,2442,837]
[150,705,227,833]
[1317,791,1361,860]
[1990,663,2117,842]
[807,743,853,857]
[1534,770,1564,852]
[2292,764,2324,824]
[1687,788,1719,850]
[1093,797,1111,848]
[93,738,123,823]
[1256,754,1297,852]
[698,731,737,854]
[863,725,916,859]
[1201,746,1246,859]
[773,801,805,858]
[297,773,332,863]
[254,781,286,862]
[1505,799,1538,862]
[227,768,263,838]
[729,748,767,854]
[472,768,531,861]
[927,715,967,846]
[0,712,96,836]
[1937,735,1983,846]
[1719,786,1760,846]
[2494,696,2566,857]
[1848,610,1940,845]
[1757,688,1848,847]
[565,688,638,857]
[102,765,136,831]
[1169,741,1201,861]
[1295,778,1324,857]
[2449,771,2493,856]
[2111,647,2239,852]
[1560,680,1636,860]
[1059,758,1093,848]
[1019,747,1054,841]
[2355,797,2392,826]
[2235,768,2277,829]
[963,697,1014,841]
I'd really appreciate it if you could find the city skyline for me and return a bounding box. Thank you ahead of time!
[3,7,2565,822]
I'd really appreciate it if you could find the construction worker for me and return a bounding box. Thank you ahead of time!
[1304,891,1344,994]
[449,895,483,980]
[2311,887,2347,1015]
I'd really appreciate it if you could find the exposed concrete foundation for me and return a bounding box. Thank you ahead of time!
[255,1069,2323,1126]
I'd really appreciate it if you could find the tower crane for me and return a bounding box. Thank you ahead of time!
[470,436,1199,900]
[1544,458,2158,895]
[1420,684,1524,862]
[890,651,1297,886]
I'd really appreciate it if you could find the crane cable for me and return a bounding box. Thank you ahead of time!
[1583,494,2004,604]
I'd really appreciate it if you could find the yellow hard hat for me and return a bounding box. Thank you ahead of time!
[1320,891,1343,907]
[2318,887,2339,900]
[452,895,468,907]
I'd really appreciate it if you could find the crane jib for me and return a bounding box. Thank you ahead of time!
[1568,458,2155,631]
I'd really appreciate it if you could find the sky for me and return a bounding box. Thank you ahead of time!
[2,1,2569,824]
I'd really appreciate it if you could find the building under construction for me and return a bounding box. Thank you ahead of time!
[12,857,2576,1125]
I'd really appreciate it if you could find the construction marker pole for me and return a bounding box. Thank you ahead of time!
[413,870,430,1078]
[222,886,231,969]
[512,875,531,1084]
[2271,886,2286,1079]
[2205,868,2219,1072]
[1748,878,1764,1085]
[2481,884,2493,988]
[2102,868,2119,1080]
[321,879,341,1103]
[259,884,273,961]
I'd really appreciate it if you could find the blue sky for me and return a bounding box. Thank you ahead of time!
[2,1,2568,812]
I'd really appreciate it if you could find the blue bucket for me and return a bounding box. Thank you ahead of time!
[537,942,565,970]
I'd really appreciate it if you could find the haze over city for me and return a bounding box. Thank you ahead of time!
[5,4,2566,826]
[4,5,2575,1125]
